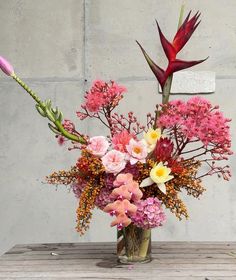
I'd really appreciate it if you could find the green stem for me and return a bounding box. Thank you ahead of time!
[12,74,44,107]
[161,4,185,105]
[138,229,151,258]
[12,74,86,144]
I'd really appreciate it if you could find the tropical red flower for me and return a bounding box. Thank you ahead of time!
[137,11,207,89]
[154,137,174,162]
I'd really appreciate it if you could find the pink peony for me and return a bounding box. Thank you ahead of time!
[112,130,133,152]
[126,139,148,165]
[87,136,110,157]
[101,150,126,174]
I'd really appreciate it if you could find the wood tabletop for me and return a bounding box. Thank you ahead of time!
[0,242,236,279]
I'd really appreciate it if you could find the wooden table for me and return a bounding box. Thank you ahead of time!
[0,242,236,279]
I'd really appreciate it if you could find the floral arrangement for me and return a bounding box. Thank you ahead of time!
[0,9,232,249]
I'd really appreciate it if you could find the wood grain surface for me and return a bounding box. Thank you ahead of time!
[0,242,236,279]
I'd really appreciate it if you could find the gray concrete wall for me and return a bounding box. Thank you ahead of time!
[0,0,235,255]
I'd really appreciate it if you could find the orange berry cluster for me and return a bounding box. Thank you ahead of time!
[46,166,80,185]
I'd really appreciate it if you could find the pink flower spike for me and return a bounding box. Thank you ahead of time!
[110,213,131,228]
[0,56,14,76]
[110,185,132,200]
[103,199,137,216]
[126,181,143,201]
[114,173,133,187]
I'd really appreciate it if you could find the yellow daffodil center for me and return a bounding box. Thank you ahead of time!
[150,131,158,139]
[144,128,162,145]
[155,167,165,177]
[150,162,173,184]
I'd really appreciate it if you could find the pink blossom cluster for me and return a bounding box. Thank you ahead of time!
[80,80,126,113]
[103,173,143,229]
[62,119,75,133]
[158,96,232,154]
[131,197,166,229]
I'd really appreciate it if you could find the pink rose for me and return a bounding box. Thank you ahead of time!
[126,139,148,165]
[87,136,109,157]
[102,150,126,174]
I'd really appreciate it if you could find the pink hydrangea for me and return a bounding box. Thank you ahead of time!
[87,136,110,157]
[131,197,166,229]
[101,150,126,174]
[126,139,148,165]
[112,130,133,152]
[95,187,113,210]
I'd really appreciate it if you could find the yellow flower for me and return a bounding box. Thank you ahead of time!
[144,128,162,145]
[140,162,173,194]
[150,162,173,184]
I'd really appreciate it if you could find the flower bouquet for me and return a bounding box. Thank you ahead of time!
[0,8,232,264]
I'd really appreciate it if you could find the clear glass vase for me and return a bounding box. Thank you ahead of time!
[117,223,151,264]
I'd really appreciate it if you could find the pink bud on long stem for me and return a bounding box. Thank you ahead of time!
[0,56,14,76]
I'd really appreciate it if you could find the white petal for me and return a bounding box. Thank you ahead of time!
[157,183,166,194]
[140,177,154,188]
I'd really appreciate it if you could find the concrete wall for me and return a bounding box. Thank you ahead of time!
[0,0,235,255]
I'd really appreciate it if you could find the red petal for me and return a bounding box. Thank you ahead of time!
[165,57,208,77]
[156,21,176,61]
[173,11,201,53]
[136,40,165,88]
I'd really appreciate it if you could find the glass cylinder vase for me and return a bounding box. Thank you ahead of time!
[117,223,151,264]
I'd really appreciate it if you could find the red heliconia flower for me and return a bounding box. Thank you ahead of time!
[137,11,208,89]
[154,137,174,162]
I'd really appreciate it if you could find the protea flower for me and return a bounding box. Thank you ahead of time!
[137,11,207,90]
[154,137,174,162]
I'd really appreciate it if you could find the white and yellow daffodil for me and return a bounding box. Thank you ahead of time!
[143,128,162,152]
[140,162,173,194]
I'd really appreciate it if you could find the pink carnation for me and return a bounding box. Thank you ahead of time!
[131,197,166,229]
[87,136,110,157]
[101,150,126,174]
[126,139,148,165]
[112,130,133,152]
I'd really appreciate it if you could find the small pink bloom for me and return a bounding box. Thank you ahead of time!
[103,199,137,216]
[112,130,133,152]
[110,213,131,229]
[126,181,143,201]
[87,136,110,157]
[57,135,65,146]
[126,139,148,165]
[110,185,132,200]
[0,56,14,76]
[62,119,75,133]
[102,150,126,174]
[113,173,133,187]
